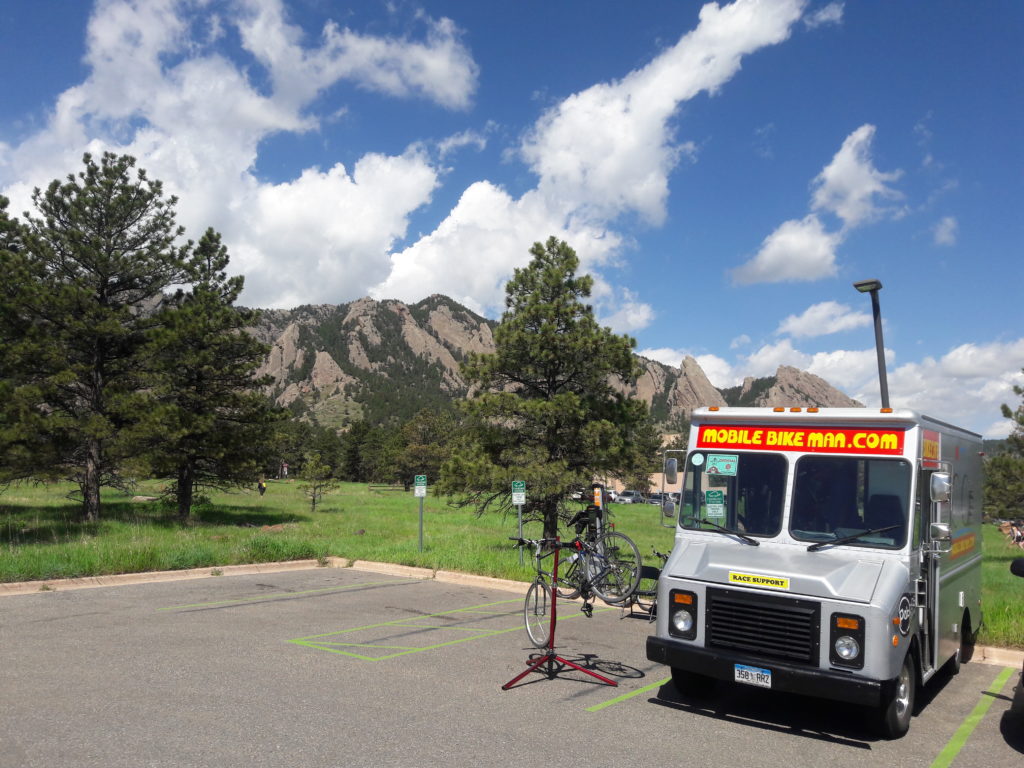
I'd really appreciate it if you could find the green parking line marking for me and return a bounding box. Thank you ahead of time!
[159,580,409,610]
[290,599,615,661]
[930,666,1016,768]
[586,676,671,712]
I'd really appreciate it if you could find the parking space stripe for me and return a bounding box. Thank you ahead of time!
[290,598,616,661]
[159,580,411,610]
[586,675,672,712]
[930,666,1015,768]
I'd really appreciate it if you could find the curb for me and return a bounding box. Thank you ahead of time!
[2,561,1020,668]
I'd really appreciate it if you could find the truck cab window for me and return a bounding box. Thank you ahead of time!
[681,452,785,537]
[791,456,911,549]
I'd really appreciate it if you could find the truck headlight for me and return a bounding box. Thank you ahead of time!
[668,589,698,640]
[834,635,860,660]
[829,613,865,669]
[671,610,694,634]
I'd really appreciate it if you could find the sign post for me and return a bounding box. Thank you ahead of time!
[414,475,427,551]
[512,480,526,565]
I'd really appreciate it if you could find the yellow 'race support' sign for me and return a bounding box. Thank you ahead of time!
[728,571,791,590]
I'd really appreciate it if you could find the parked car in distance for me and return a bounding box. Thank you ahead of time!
[646,492,667,505]
[616,490,646,504]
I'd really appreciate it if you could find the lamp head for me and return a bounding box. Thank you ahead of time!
[853,279,883,293]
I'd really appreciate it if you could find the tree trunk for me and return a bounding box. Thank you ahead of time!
[543,503,559,541]
[177,463,194,521]
[82,439,102,522]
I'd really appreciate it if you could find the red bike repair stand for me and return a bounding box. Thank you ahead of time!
[502,542,618,690]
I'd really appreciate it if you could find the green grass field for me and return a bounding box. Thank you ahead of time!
[2,479,1021,648]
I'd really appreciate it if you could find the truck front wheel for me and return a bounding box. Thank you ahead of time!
[877,653,916,739]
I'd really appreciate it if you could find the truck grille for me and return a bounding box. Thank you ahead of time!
[705,587,820,665]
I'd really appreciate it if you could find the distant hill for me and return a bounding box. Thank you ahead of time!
[249,295,861,430]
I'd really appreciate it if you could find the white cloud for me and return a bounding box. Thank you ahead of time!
[806,347,885,394]
[804,2,843,29]
[234,149,439,308]
[730,334,751,349]
[743,339,811,377]
[234,0,478,110]
[518,0,804,227]
[933,216,957,246]
[638,348,689,368]
[734,124,902,285]
[731,214,841,284]
[0,0,477,308]
[811,124,903,229]
[437,128,489,159]
[601,290,656,334]
[696,353,743,389]
[375,0,807,315]
[776,300,870,338]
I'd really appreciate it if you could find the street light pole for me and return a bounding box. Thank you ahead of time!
[853,279,890,409]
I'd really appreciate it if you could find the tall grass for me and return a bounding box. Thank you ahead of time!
[1,480,1020,648]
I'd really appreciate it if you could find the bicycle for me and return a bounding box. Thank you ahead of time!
[504,536,620,690]
[512,537,565,648]
[553,526,642,610]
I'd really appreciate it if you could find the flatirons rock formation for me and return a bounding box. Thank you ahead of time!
[249,295,860,429]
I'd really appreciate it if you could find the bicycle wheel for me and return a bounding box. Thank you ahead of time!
[555,553,582,600]
[591,531,642,604]
[524,578,552,648]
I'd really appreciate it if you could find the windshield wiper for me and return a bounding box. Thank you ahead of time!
[682,516,760,546]
[807,524,901,552]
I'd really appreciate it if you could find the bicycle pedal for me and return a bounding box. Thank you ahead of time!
[582,604,593,618]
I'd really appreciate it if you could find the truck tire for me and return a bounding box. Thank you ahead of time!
[877,653,915,739]
[950,611,975,675]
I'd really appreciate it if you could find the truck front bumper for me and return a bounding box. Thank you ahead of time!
[646,636,894,707]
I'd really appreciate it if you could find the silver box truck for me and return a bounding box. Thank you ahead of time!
[646,406,983,738]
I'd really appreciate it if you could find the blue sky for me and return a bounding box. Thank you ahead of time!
[1,0,1021,437]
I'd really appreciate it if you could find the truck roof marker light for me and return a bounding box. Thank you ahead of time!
[807,407,819,413]
[709,406,719,411]
[880,408,893,414]
[773,407,785,412]
[790,407,802,412]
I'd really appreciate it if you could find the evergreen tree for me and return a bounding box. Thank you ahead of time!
[986,369,1024,519]
[299,451,338,512]
[137,228,282,519]
[398,408,458,489]
[439,237,659,538]
[1000,369,1024,457]
[4,154,189,520]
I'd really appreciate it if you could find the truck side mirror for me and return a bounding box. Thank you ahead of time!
[930,472,950,503]
[662,500,676,519]
[930,522,951,541]
[665,458,678,485]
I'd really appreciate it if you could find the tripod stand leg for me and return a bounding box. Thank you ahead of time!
[502,653,556,690]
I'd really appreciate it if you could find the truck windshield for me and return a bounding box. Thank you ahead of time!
[790,455,911,550]
[680,451,785,537]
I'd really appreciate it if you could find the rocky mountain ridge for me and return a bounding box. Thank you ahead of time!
[250,295,860,429]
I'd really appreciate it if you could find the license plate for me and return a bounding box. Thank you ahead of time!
[734,663,772,688]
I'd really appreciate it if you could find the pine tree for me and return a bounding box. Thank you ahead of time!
[138,228,282,520]
[299,452,338,513]
[439,237,659,538]
[986,369,1024,518]
[5,154,189,520]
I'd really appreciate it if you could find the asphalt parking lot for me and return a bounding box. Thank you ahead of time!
[1,564,1021,768]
